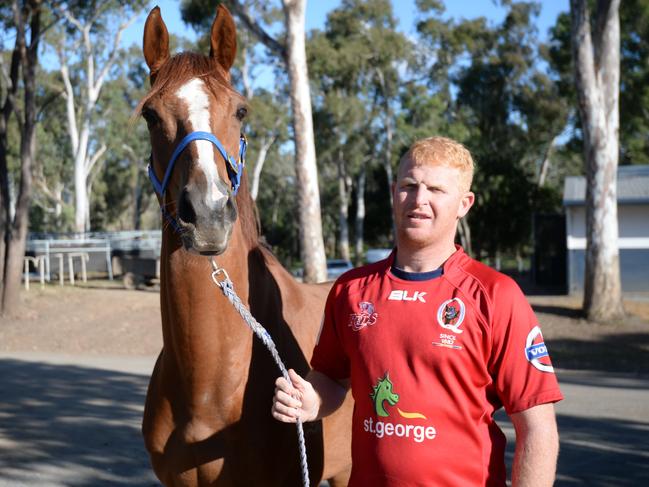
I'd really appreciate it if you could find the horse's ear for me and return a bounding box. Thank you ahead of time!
[143,6,170,84]
[209,4,237,72]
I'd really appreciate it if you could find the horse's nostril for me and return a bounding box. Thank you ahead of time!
[178,189,196,225]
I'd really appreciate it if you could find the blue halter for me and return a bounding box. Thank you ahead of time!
[148,131,247,198]
[148,131,247,233]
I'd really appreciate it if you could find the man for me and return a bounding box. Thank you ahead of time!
[272,136,562,486]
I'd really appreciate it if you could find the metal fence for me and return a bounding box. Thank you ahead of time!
[25,230,162,283]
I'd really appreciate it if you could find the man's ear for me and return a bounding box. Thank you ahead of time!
[457,191,475,219]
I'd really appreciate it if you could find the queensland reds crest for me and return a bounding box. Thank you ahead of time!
[348,301,379,331]
[436,298,466,334]
[525,326,554,373]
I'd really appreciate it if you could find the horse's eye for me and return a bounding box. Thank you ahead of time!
[236,106,248,121]
[142,107,160,127]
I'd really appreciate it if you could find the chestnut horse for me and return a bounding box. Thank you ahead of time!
[139,5,352,487]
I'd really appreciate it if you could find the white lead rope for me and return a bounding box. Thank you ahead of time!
[209,257,310,487]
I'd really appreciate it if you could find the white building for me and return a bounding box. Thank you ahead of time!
[563,165,649,292]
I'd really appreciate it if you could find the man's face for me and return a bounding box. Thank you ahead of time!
[393,158,474,250]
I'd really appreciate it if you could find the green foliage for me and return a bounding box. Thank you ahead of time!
[437,2,569,257]
[308,0,413,256]
[548,0,649,166]
[25,0,645,270]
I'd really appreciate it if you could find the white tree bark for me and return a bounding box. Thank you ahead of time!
[283,0,327,282]
[354,163,366,266]
[375,68,396,238]
[570,0,625,321]
[55,5,135,232]
[337,152,351,262]
[249,135,276,201]
[537,135,558,188]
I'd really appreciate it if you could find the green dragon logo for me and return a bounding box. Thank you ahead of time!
[370,372,400,417]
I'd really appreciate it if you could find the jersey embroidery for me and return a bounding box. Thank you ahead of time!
[436,297,466,334]
[432,332,463,350]
[348,301,378,331]
[388,290,427,302]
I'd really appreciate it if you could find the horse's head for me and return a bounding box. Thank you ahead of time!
[140,5,248,255]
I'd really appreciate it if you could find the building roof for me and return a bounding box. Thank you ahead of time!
[563,165,649,206]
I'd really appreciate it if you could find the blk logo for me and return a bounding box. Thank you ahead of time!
[388,290,427,303]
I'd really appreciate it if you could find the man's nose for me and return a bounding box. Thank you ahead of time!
[413,184,428,205]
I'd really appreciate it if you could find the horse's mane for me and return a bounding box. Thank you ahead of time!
[137,51,261,250]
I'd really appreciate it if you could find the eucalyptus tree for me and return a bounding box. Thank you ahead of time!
[183,0,327,282]
[48,0,145,232]
[308,0,412,261]
[549,0,649,168]
[570,0,625,322]
[0,0,42,316]
[89,52,151,231]
[415,2,568,262]
[31,70,73,232]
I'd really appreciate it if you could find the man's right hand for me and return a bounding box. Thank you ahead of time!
[272,369,319,423]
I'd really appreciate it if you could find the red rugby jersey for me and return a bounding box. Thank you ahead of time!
[311,247,562,487]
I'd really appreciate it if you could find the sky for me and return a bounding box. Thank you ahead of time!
[122,0,570,52]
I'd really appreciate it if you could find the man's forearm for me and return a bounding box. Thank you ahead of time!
[305,370,349,421]
[511,404,559,487]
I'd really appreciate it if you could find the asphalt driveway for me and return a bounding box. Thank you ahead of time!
[1,352,648,486]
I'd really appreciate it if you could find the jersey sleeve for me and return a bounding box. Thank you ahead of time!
[487,277,563,414]
[310,284,350,381]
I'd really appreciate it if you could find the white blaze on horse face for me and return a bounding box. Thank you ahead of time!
[176,78,228,206]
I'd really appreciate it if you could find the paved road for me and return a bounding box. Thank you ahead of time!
[1,352,648,486]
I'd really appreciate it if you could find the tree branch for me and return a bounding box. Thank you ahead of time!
[92,12,137,101]
[86,143,107,173]
[59,59,79,154]
[53,4,84,33]
[36,88,65,119]
[226,0,287,59]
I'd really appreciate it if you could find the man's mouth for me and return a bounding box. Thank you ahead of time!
[408,213,430,220]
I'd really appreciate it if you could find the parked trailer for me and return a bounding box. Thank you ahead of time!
[26,231,162,288]
[112,253,160,289]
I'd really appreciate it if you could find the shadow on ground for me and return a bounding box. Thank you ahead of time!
[531,304,584,319]
[498,406,649,486]
[546,332,649,375]
[0,359,158,486]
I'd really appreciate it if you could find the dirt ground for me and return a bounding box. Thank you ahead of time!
[0,281,162,356]
[1,279,649,374]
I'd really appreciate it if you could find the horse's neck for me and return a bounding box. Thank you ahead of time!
[159,229,254,406]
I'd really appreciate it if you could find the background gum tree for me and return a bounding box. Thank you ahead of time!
[184,0,327,282]
[570,0,625,322]
[0,0,42,316]
[49,0,144,232]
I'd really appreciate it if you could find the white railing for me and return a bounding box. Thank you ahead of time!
[24,231,163,286]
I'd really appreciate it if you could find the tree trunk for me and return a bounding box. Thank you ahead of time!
[249,135,275,201]
[537,135,558,188]
[337,153,350,261]
[354,164,366,266]
[458,216,472,256]
[1,0,41,316]
[383,120,395,240]
[56,5,134,233]
[570,0,625,322]
[375,68,396,240]
[0,16,22,289]
[283,0,327,282]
